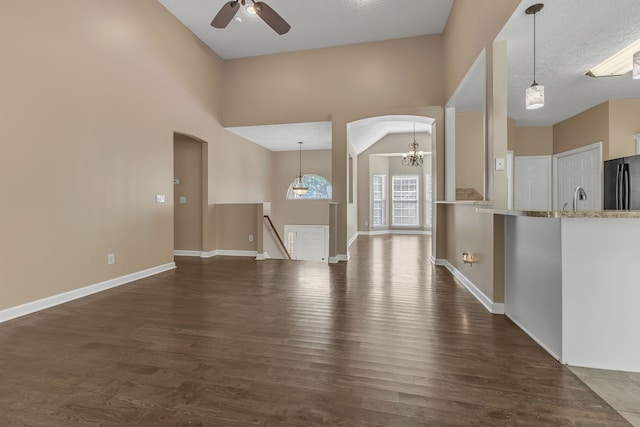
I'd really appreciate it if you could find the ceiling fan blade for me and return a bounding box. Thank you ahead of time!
[254,2,291,35]
[211,1,240,29]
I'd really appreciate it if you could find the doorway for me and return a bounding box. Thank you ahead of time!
[173,134,205,254]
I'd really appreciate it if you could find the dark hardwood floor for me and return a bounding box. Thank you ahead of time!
[0,235,629,426]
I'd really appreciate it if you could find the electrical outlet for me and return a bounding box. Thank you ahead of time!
[107,253,115,265]
[249,234,254,242]
[179,196,187,204]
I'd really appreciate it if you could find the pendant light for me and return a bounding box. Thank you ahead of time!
[292,141,308,195]
[525,4,544,110]
[401,122,424,167]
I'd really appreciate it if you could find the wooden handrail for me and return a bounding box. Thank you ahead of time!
[263,215,292,260]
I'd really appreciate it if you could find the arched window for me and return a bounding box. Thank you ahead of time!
[286,174,332,200]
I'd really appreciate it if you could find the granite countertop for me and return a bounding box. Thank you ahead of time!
[476,208,640,218]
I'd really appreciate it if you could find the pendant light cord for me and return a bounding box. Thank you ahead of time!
[533,11,537,84]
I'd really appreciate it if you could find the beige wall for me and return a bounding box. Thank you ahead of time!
[443,0,520,101]
[0,0,274,311]
[609,99,640,159]
[435,0,518,303]
[174,134,204,251]
[268,150,332,254]
[553,102,610,157]
[455,111,484,192]
[514,126,554,156]
[222,34,446,256]
[441,203,503,303]
[215,204,258,252]
[222,35,445,127]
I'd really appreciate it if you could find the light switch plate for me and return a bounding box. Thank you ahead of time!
[155,194,166,203]
[179,196,187,204]
[495,157,505,171]
[173,178,180,185]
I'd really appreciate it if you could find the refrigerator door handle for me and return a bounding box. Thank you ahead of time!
[616,164,622,209]
[624,164,631,210]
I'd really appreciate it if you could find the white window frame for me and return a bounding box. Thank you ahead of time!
[424,173,433,228]
[372,175,387,227]
[392,175,419,226]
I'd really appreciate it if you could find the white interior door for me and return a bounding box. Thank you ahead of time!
[284,225,329,262]
[554,143,602,211]
[514,156,552,210]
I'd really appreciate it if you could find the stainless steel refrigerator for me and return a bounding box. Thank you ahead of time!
[604,154,640,210]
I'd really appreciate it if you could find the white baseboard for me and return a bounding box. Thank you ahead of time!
[217,250,258,257]
[348,233,359,248]
[435,258,504,315]
[328,254,349,264]
[174,250,203,257]
[359,229,432,236]
[506,313,560,361]
[175,250,258,258]
[255,252,271,260]
[0,262,176,324]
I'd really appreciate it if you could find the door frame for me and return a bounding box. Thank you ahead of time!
[552,142,602,210]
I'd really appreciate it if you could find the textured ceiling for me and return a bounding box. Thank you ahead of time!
[157,0,454,59]
[497,0,640,127]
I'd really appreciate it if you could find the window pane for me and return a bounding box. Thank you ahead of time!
[287,174,333,200]
[392,176,419,226]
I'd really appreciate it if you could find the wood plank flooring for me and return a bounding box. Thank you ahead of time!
[0,235,630,426]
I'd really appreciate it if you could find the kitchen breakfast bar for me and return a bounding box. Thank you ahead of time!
[479,208,640,373]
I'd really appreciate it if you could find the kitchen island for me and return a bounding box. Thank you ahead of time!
[478,208,640,373]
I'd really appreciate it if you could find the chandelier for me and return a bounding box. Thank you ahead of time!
[402,122,424,167]
[292,141,308,195]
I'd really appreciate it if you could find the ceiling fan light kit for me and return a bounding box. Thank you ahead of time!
[212,0,291,35]
[525,3,544,110]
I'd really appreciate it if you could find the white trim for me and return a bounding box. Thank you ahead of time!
[216,250,258,257]
[0,262,176,324]
[636,134,640,155]
[348,232,359,247]
[436,259,504,315]
[506,313,560,361]
[359,229,431,236]
[183,249,259,258]
[173,250,203,257]
[431,256,446,265]
[328,254,349,264]
[200,250,217,258]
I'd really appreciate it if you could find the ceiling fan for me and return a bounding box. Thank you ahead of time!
[211,0,291,35]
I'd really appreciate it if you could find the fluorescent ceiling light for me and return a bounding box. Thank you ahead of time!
[586,38,640,78]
